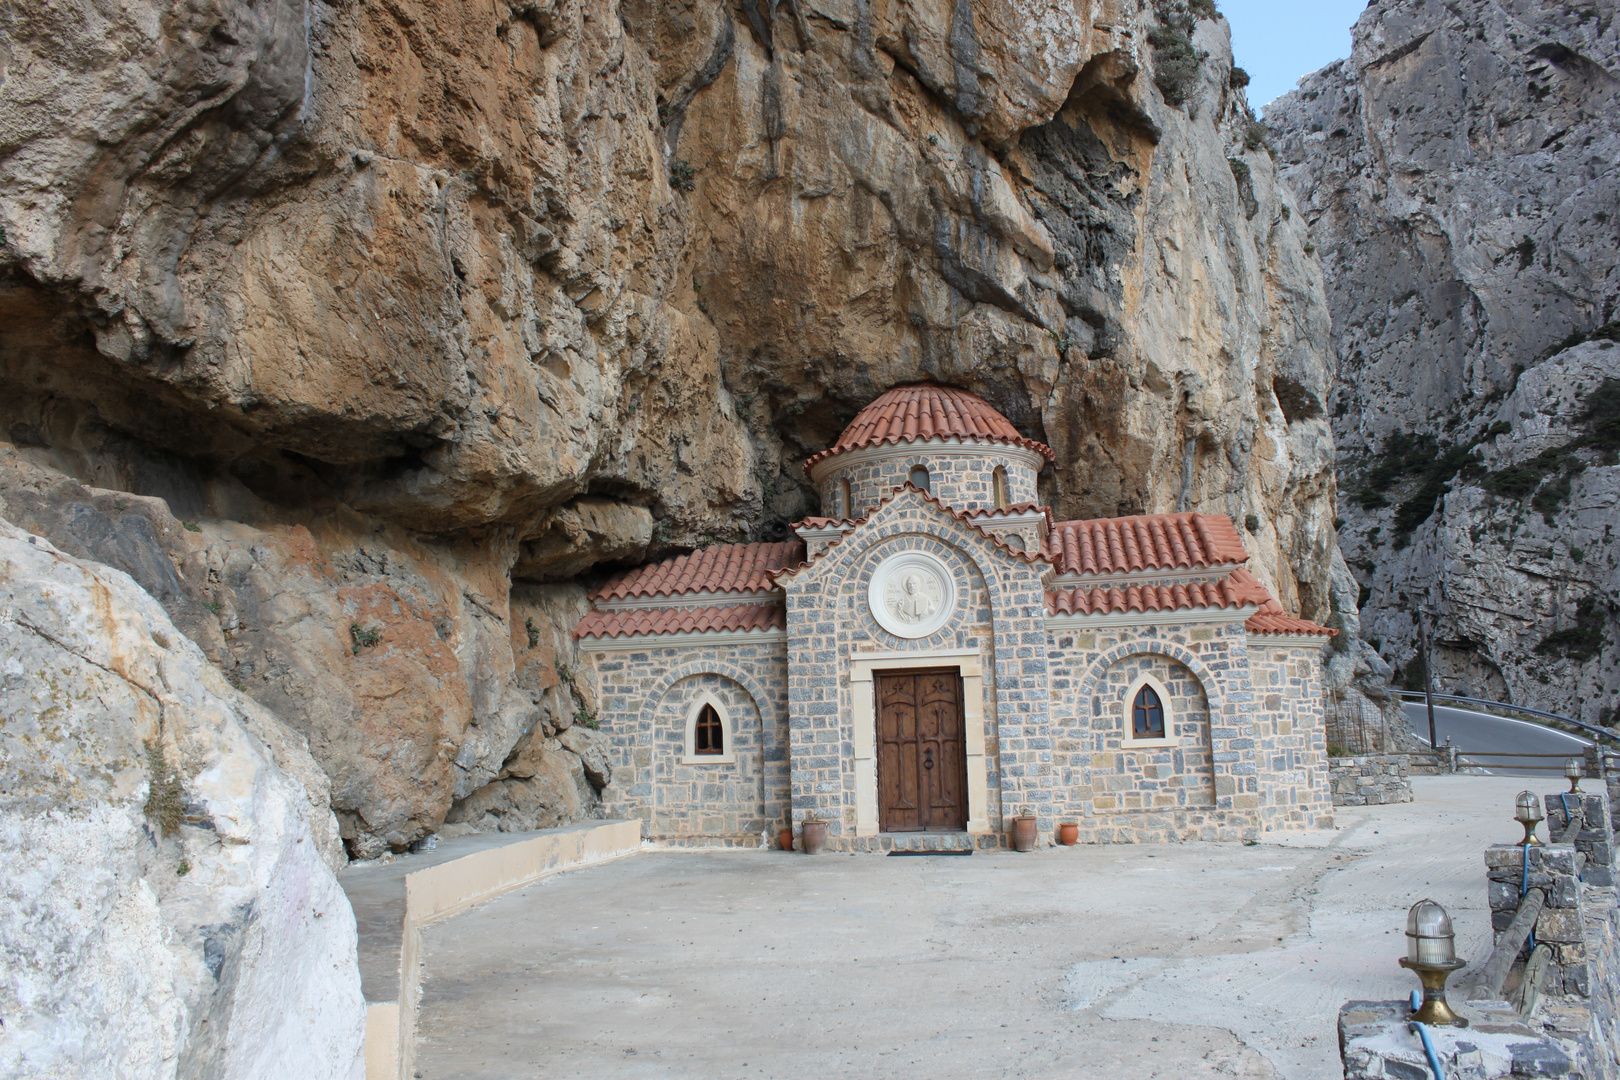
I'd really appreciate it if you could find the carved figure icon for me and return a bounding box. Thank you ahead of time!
[892,571,938,622]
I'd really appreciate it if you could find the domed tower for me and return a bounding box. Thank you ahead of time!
[804,384,1054,520]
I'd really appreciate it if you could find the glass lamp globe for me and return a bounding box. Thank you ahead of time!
[1565,758,1584,793]
[1405,899,1457,966]
[1514,791,1544,846]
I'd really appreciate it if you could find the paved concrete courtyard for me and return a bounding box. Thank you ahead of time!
[415,776,1527,1079]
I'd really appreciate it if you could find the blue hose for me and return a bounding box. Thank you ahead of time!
[1559,792,1572,835]
[1410,991,1447,1080]
[1521,843,1535,950]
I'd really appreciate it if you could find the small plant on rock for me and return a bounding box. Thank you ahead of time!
[350,622,382,654]
[143,740,185,837]
[525,616,540,649]
[669,160,697,192]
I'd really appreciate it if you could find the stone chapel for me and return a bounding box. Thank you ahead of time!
[575,384,1337,850]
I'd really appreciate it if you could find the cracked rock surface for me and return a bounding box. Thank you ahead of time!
[1268,0,1620,726]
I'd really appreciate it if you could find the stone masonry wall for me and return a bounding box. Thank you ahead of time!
[590,638,789,846]
[1329,755,1413,807]
[816,442,1040,521]
[1045,626,1333,842]
[1050,652,1217,837]
[779,490,1049,850]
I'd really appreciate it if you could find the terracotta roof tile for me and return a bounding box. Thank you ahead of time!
[1046,513,1250,576]
[574,603,786,639]
[791,516,866,530]
[591,542,803,600]
[1044,565,1334,637]
[804,384,1054,473]
[1229,568,1337,637]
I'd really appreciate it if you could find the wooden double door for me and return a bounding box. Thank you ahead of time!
[876,669,968,833]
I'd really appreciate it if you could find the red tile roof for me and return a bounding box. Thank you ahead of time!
[804,384,1054,473]
[1044,566,1334,637]
[1046,513,1250,576]
[792,516,865,530]
[591,542,804,601]
[1231,568,1337,637]
[574,604,786,639]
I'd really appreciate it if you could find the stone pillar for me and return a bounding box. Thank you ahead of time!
[1544,788,1616,886]
[1483,843,1589,997]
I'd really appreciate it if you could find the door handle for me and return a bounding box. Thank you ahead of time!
[923,749,935,770]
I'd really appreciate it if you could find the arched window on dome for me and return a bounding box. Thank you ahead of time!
[839,478,853,519]
[992,466,1008,510]
[908,465,931,493]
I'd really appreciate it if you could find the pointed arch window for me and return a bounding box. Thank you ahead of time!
[683,694,736,764]
[992,466,1009,510]
[1132,684,1165,740]
[908,465,931,493]
[694,704,724,754]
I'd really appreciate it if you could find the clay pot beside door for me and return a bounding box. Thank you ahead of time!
[1058,822,1079,846]
[778,827,795,851]
[801,819,828,855]
[1011,814,1038,852]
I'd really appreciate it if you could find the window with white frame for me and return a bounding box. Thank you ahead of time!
[1122,673,1175,746]
[682,693,736,764]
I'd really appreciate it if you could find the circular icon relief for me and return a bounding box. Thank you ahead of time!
[867,550,956,639]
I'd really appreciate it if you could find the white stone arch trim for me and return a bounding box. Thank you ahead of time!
[633,662,778,775]
[682,691,737,764]
[1121,671,1177,748]
[1075,640,1225,718]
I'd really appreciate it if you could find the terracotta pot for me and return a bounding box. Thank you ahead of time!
[1058,822,1079,846]
[801,819,829,855]
[1011,815,1038,852]
[778,827,794,851]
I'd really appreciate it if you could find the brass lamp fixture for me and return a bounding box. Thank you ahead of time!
[1565,758,1584,794]
[1514,791,1545,846]
[1400,899,1467,1027]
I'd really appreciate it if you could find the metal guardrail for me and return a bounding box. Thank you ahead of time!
[1388,688,1620,747]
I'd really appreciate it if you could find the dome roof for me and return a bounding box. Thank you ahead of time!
[804,384,1054,473]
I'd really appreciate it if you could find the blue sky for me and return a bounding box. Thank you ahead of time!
[1220,0,1369,112]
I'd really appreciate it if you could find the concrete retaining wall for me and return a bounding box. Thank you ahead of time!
[340,820,642,1080]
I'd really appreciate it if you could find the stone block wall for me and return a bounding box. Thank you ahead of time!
[1329,755,1413,806]
[1485,844,1589,997]
[1050,649,1218,839]
[815,442,1040,519]
[1546,789,1616,886]
[591,639,790,845]
[1044,624,1333,843]
[779,491,1049,849]
[1247,642,1336,833]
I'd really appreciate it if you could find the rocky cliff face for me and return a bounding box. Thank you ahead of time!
[1267,0,1620,728]
[0,521,364,1078]
[0,0,1346,853]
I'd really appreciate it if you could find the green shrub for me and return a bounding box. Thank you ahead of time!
[1244,513,1260,534]
[1243,119,1270,152]
[350,622,382,654]
[1148,24,1205,108]
[143,741,185,837]
[669,160,696,192]
[1229,66,1250,89]
[1535,594,1612,663]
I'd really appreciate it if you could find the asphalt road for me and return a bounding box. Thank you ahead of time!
[1403,700,1590,776]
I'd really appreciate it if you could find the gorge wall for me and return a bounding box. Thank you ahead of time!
[1267,0,1620,728]
[1,0,1351,857]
